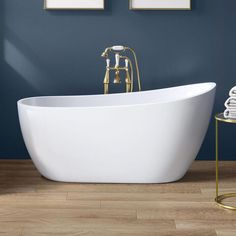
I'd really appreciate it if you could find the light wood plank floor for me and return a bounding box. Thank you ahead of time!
[0,160,236,236]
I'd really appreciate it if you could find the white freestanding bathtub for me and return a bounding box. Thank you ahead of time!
[18,82,216,183]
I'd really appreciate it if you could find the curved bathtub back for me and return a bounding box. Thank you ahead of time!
[18,82,216,108]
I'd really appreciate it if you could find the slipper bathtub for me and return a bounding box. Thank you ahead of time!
[17,82,216,183]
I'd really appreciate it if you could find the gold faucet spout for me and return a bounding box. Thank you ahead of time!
[113,70,121,84]
[101,47,111,58]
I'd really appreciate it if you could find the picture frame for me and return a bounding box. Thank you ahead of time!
[44,0,105,10]
[129,0,191,10]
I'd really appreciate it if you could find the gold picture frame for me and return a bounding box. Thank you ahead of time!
[44,0,105,10]
[129,0,191,10]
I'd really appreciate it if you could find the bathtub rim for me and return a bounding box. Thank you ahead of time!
[17,82,216,109]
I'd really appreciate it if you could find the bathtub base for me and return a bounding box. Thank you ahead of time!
[40,174,187,184]
[36,156,190,184]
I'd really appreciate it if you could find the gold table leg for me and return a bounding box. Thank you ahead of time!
[215,119,219,198]
[215,118,236,210]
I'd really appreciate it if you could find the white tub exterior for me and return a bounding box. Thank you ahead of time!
[17,83,216,183]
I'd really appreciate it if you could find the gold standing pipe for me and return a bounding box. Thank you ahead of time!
[104,83,109,94]
[103,68,110,94]
[125,69,131,93]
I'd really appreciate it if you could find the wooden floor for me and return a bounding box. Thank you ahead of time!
[0,161,236,236]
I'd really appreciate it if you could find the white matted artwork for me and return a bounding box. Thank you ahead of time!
[44,0,104,10]
[130,0,191,10]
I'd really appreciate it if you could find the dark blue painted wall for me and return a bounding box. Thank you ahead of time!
[0,0,236,160]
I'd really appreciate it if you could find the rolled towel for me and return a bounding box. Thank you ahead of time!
[229,86,236,98]
[224,97,236,109]
[224,109,236,119]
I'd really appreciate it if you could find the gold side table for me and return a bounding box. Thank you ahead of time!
[215,113,236,210]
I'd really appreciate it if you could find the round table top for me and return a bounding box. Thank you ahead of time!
[215,113,236,124]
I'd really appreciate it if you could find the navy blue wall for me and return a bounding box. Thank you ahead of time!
[0,0,236,159]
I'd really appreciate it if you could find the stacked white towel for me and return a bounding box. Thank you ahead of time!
[229,86,236,98]
[224,86,236,119]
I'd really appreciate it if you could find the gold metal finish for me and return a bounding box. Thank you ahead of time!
[113,70,121,84]
[129,0,191,10]
[215,113,236,210]
[125,69,131,93]
[44,0,105,10]
[101,48,111,58]
[101,46,141,94]
[103,69,110,94]
[215,118,219,198]
[120,56,134,93]
[126,47,141,92]
[215,113,236,124]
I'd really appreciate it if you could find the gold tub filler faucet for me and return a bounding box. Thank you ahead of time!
[101,45,142,94]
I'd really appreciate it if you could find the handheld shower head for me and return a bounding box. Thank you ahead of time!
[101,46,125,58]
